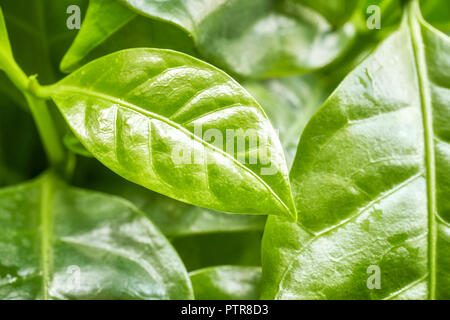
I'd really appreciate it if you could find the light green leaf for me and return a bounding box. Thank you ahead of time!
[0,173,193,299]
[62,0,355,78]
[262,1,450,300]
[50,48,296,219]
[190,266,261,300]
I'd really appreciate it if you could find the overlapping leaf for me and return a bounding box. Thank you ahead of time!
[262,1,450,300]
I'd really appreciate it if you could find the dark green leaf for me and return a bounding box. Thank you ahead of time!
[190,266,261,300]
[50,48,296,219]
[262,1,450,300]
[0,173,193,299]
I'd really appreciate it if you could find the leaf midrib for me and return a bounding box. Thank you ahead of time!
[39,175,53,300]
[53,85,292,217]
[407,2,437,300]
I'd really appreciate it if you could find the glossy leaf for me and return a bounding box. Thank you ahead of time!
[190,266,261,300]
[262,1,450,300]
[0,173,193,299]
[62,0,355,78]
[50,48,296,219]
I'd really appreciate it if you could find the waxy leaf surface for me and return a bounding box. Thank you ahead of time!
[262,2,450,300]
[51,49,296,219]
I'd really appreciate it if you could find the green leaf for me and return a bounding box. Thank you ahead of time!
[62,0,355,78]
[190,266,261,300]
[50,48,296,219]
[0,173,193,299]
[262,1,450,300]
[294,0,360,27]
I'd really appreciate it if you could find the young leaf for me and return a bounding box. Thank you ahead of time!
[62,0,355,78]
[262,1,450,300]
[50,48,296,219]
[0,173,193,299]
[190,266,262,300]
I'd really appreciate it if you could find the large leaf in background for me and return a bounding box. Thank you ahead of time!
[62,0,355,78]
[190,266,261,300]
[0,174,193,299]
[262,1,450,300]
[294,0,360,27]
[50,48,296,219]
[245,75,330,166]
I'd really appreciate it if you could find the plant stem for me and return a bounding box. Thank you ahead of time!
[24,92,66,171]
[0,54,28,93]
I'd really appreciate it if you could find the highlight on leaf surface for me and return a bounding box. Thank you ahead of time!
[262,1,450,300]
